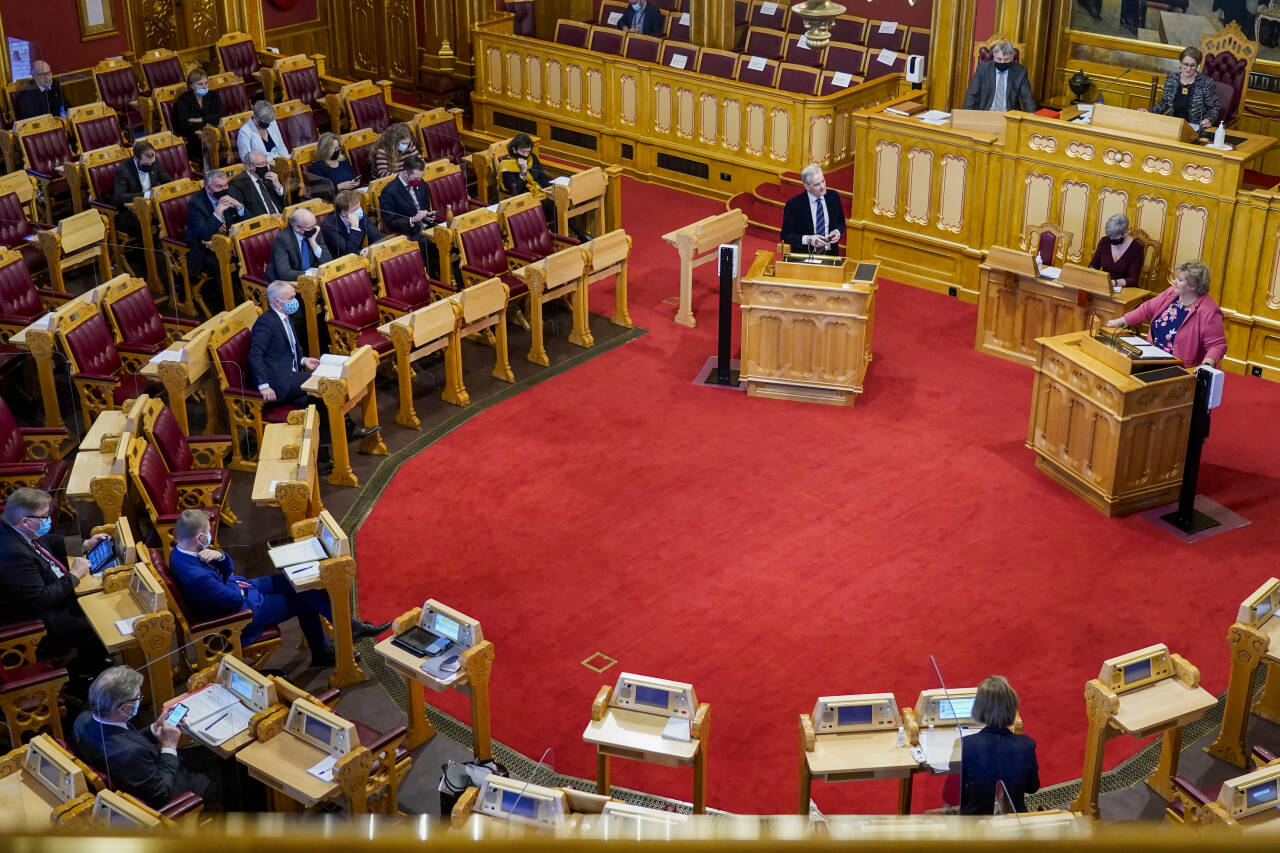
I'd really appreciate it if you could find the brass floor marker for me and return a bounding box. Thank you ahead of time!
[582,652,618,673]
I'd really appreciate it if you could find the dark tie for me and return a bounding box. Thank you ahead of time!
[815,197,826,239]
[299,236,311,270]
[256,179,277,214]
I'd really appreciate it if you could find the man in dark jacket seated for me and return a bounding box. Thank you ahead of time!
[167,510,387,667]
[322,189,382,258]
[72,665,225,809]
[111,140,173,275]
[378,156,440,277]
[0,488,110,681]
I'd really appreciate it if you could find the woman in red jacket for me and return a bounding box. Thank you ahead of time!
[1105,260,1226,367]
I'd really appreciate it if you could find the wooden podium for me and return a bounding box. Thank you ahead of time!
[977,247,1149,367]
[1027,331,1194,516]
[740,251,878,407]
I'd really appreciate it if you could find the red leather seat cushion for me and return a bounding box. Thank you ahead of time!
[215,82,251,115]
[0,251,43,321]
[109,288,167,350]
[379,250,432,307]
[66,314,124,377]
[421,122,465,166]
[349,96,389,134]
[155,144,192,181]
[218,41,260,79]
[278,112,318,151]
[0,396,28,463]
[356,328,394,354]
[326,269,380,329]
[77,116,122,152]
[505,207,554,258]
[161,194,194,238]
[460,224,509,277]
[215,329,252,392]
[143,58,183,91]
[282,68,323,108]
[22,129,74,176]
[150,404,195,470]
[239,228,280,277]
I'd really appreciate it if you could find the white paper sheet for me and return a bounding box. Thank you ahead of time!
[1039,266,1062,280]
[917,109,951,124]
[607,12,621,25]
[761,2,778,14]
[182,684,241,721]
[830,72,853,89]
[878,20,898,34]
[190,701,255,746]
[149,350,182,364]
[114,615,140,636]
[796,35,810,50]
[308,754,338,782]
[668,54,687,70]
[877,49,898,66]
[551,176,571,186]
[268,536,327,569]
[747,56,767,71]
[661,716,692,741]
[285,561,321,584]
[680,12,690,25]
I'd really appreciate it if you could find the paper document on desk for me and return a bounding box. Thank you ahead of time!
[551,176,571,187]
[114,615,141,636]
[1134,344,1172,359]
[311,362,343,379]
[269,536,327,569]
[917,110,951,125]
[149,350,182,364]
[661,716,691,742]
[182,684,242,721]
[1038,266,1062,280]
[190,702,254,746]
[308,754,338,783]
[285,561,321,584]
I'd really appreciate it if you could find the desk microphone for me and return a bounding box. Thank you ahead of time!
[1092,67,1136,107]
[509,746,555,817]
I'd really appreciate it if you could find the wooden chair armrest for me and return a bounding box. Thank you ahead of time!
[591,685,612,721]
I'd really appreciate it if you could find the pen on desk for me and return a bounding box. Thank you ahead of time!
[203,712,228,732]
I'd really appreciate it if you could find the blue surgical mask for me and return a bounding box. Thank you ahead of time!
[397,141,410,152]
[123,699,141,720]
[34,517,51,537]
[194,87,209,97]
[281,298,300,315]
[631,2,643,8]
[354,208,364,221]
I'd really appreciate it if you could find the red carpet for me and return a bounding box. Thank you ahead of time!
[355,176,1280,815]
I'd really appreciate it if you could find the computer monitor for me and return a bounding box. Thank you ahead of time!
[1238,578,1280,627]
[915,688,979,727]
[1219,764,1280,819]
[127,565,167,614]
[285,699,357,756]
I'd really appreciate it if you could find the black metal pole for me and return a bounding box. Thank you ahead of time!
[716,246,733,385]
[1160,367,1219,534]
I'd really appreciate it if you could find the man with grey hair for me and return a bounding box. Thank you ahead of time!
[186,169,245,313]
[267,207,332,282]
[236,99,290,163]
[962,41,1036,112]
[1088,213,1143,291]
[0,488,109,675]
[780,164,845,255]
[229,150,285,218]
[72,665,224,808]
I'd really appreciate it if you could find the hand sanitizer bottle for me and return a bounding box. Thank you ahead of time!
[1214,121,1226,147]
[1035,251,1043,274]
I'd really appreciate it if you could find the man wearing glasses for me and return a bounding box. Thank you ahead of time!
[13,60,68,121]
[0,487,109,679]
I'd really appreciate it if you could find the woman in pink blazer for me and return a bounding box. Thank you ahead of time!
[1105,260,1226,367]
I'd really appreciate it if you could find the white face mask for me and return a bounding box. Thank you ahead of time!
[397,141,410,152]
[122,698,141,720]
[197,532,211,549]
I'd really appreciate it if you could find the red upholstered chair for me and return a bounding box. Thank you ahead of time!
[148,179,208,317]
[829,14,869,43]
[415,108,468,172]
[14,116,77,224]
[623,33,663,63]
[216,31,273,103]
[1201,23,1259,128]
[148,131,194,181]
[316,257,396,360]
[275,55,332,131]
[661,41,699,70]
[735,56,780,87]
[695,48,738,79]
[776,63,821,96]
[68,102,127,154]
[0,618,70,744]
[826,43,869,76]
[100,275,198,368]
[819,69,865,95]
[783,34,827,67]
[229,214,284,308]
[92,58,145,137]
[275,99,319,154]
[208,319,299,471]
[0,186,51,279]
[0,246,66,347]
[498,193,580,263]
[1024,221,1072,266]
[864,49,907,80]
[744,27,786,59]
[665,10,691,41]
[598,0,628,25]
[422,159,481,222]
[906,27,931,56]
[126,436,226,551]
[55,301,160,424]
[149,84,187,136]
[207,72,251,116]
[0,393,70,514]
[588,25,626,55]
[339,80,391,134]
[735,0,749,25]
[139,48,184,94]
[368,237,442,321]
[554,19,590,47]
[140,397,235,524]
[748,0,789,31]
[451,210,530,300]
[77,145,140,276]
[866,20,908,52]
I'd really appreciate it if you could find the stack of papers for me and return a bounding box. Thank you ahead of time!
[269,536,328,569]
[308,754,338,782]
[662,716,692,742]
[182,684,254,746]
[1039,265,1062,280]
[149,350,182,365]
[115,615,141,636]
[285,561,321,584]
[917,110,951,125]
[310,352,347,379]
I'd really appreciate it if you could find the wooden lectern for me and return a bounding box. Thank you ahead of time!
[977,247,1148,367]
[740,251,878,407]
[1027,331,1194,516]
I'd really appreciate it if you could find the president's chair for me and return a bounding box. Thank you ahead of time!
[1130,227,1165,290]
[1201,23,1258,127]
[973,34,1024,71]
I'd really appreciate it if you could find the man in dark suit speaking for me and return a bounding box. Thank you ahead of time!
[779,165,845,255]
[962,41,1037,112]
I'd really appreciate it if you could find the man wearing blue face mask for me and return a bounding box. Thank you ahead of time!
[321,189,383,258]
[0,488,110,677]
[249,280,321,411]
[962,41,1036,113]
[73,665,225,809]
[618,0,662,34]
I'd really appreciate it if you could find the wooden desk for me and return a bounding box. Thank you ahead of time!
[740,252,878,407]
[66,406,139,525]
[237,729,338,809]
[78,573,177,712]
[1209,615,1280,767]
[1027,331,1194,516]
[373,611,495,757]
[0,771,64,831]
[511,244,587,366]
[801,727,920,815]
[976,249,1148,367]
[250,406,323,530]
[167,687,257,759]
[582,229,633,337]
[9,323,63,428]
[379,298,461,429]
[300,346,386,488]
[284,513,366,689]
[583,704,707,813]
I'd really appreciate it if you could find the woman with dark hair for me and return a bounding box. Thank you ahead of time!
[1147,47,1220,129]
[499,133,555,222]
[170,66,224,163]
[1106,260,1227,367]
[960,675,1040,814]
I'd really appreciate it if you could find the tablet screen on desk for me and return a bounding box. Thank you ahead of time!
[634,685,669,709]
[87,537,118,575]
[938,697,974,720]
[501,789,539,820]
[227,669,254,702]
[434,613,461,643]
[837,704,873,726]
[303,714,333,745]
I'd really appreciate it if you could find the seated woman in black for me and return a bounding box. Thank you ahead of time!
[499,133,589,241]
[960,675,1040,814]
[308,132,360,200]
[1088,213,1144,292]
[170,67,224,165]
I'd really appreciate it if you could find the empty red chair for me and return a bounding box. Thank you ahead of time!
[127,436,223,549]
[735,56,779,87]
[422,160,480,221]
[819,70,864,95]
[829,15,868,44]
[14,116,76,224]
[589,25,625,55]
[500,194,580,263]
[275,55,330,130]
[454,214,529,300]
[906,28,930,56]
[370,237,442,319]
[0,191,50,278]
[826,43,869,77]
[695,48,738,80]
[69,102,127,153]
[624,34,663,63]
[149,131,194,181]
[665,10,691,41]
[0,393,70,513]
[139,49,184,93]
[743,27,786,59]
[92,58,145,136]
[417,109,468,170]
[208,72,251,115]
[783,34,827,67]
[866,20,908,52]
[57,302,161,423]
[216,32,271,102]
[661,41,698,70]
[776,63,821,96]
[554,19,590,47]
[748,0,789,31]
[101,276,198,363]
[341,81,391,134]
[864,49,907,80]
[318,259,396,359]
[141,398,235,524]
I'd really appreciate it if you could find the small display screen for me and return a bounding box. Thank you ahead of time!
[106,806,138,828]
[938,697,974,720]
[1259,599,1273,619]
[634,685,670,709]
[837,704,874,726]
[434,613,461,643]
[37,753,61,786]
[87,537,118,574]
[303,714,333,745]
[1247,779,1279,808]
[227,670,254,702]
[501,788,539,819]
[318,523,338,557]
[1123,658,1152,684]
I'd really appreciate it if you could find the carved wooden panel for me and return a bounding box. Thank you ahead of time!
[769,107,790,161]
[566,64,584,113]
[384,0,417,86]
[937,154,966,233]
[905,148,933,226]
[809,115,832,165]
[143,0,179,50]
[506,52,523,98]
[1096,188,1128,241]
[699,94,717,145]
[873,140,900,218]
[1059,180,1090,261]
[1269,229,1280,310]
[1172,203,1209,268]
[1022,173,1053,236]
[526,56,543,103]
[349,0,381,79]
[545,60,562,108]
[587,69,604,118]
[620,75,637,126]
[833,110,849,161]
[746,104,766,155]
[723,99,742,150]
[1136,195,1167,243]
[654,83,672,134]
[676,88,695,139]
[183,0,219,46]
[486,47,504,94]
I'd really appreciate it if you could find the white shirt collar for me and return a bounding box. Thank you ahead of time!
[92,715,130,729]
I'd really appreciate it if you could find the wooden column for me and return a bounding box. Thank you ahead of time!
[219,0,266,44]
[692,0,735,50]
[928,0,977,111]
[423,0,459,75]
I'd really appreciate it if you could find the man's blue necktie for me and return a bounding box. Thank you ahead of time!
[299,236,311,270]
[815,197,826,241]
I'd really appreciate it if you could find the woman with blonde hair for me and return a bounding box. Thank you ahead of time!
[308,131,360,199]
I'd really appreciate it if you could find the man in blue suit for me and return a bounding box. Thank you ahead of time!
[186,170,244,313]
[167,510,388,668]
[618,0,663,34]
[378,155,440,277]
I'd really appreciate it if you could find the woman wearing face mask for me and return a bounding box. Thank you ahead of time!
[322,189,383,258]
[308,132,361,199]
[1088,214,1144,292]
[170,66,224,162]
[236,99,291,164]
[370,122,420,179]
[1105,260,1227,367]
